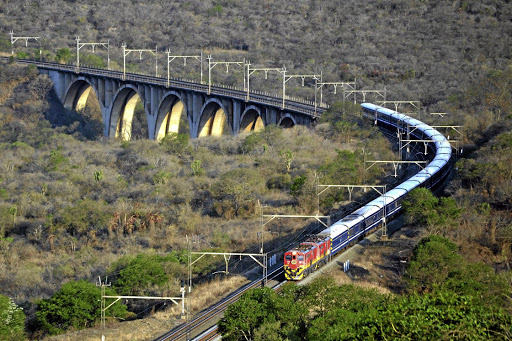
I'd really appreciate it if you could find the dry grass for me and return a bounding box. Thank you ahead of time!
[157,275,249,318]
[0,79,18,104]
[46,317,180,341]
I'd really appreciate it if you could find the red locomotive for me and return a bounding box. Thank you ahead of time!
[284,234,332,280]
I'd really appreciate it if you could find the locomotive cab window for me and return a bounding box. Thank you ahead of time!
[285,255,292,261]
[298,256,304,261]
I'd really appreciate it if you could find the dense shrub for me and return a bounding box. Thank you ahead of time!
[110,252,185,296]
[221,241,512,340]
[36,280,127,335]
[0,294,25,341]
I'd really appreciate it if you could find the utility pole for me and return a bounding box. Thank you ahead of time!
[9,31,41,59]
[75,36,110,72]
[281,70,320,109]
[97,276,111,341]
[377,100,421,115]
[316,79,356,107]
[206,55,245,95]
[343,89,386,104]
[166,51,203,87]
[245,62,282,101]
[317,184,387,202]
[101,292,188,340]
[365,160,427,177]
[122,44,158,80]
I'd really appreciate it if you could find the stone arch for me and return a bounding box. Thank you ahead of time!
[109,84,148,140]
[198,98,230,137]
[155,91,189,141]
[240,105,265,133]
[63,78,101,111]
[278,113,296,128]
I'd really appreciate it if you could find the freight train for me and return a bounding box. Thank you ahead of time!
[284,103,452,280]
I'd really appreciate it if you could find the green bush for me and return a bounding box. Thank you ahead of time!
[402,188,461,229]
[240,133,264,153]
[15,51,29,59]
[290,175,307,196]
[160,132,189,155]
[0,294,25,341]
[406,235,461,292]
[110,253,184,295]
[79,53,106,68]
[46,148,69,172]
[55,48,72,64]
[406,235,511,306]
[36,280,127,335]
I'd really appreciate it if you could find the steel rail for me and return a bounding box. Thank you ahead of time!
[154,268,284,341]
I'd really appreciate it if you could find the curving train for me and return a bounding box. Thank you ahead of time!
[284,103,452,280]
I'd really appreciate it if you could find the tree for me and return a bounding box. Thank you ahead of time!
[320,101,361,124]
[160,132,189,156]
[306,283,387,341]
[402,188,461,231]
[308,284,512,341]
[36,280,127,335]
[240,133,264,154]
[110,253,183,295]
[402,187,439,225]
[405,235,462,292]
[278,149,294,173]
[290,175,306,196]
[406,235,512,309]
[218,286,307,341]
[58,198,112,236]
[0,294,25,341]
[259,125,283,148]
[79,53,106,68]
[380,291,512,340]
[212,168,261,217]
[55,48,72,64]
[27,74,53,100]
[334,121,358,143]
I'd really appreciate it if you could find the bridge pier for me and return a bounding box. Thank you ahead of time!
[38,66,317,141]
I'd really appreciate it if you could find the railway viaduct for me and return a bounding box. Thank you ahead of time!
[35,62,322,140]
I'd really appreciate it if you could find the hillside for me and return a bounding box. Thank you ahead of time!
[0,60,398,338]
[1,0,511,109]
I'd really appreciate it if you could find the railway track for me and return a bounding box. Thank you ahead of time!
[154,269,286,341]
[0,57,453,340]
[155,138,433,341]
